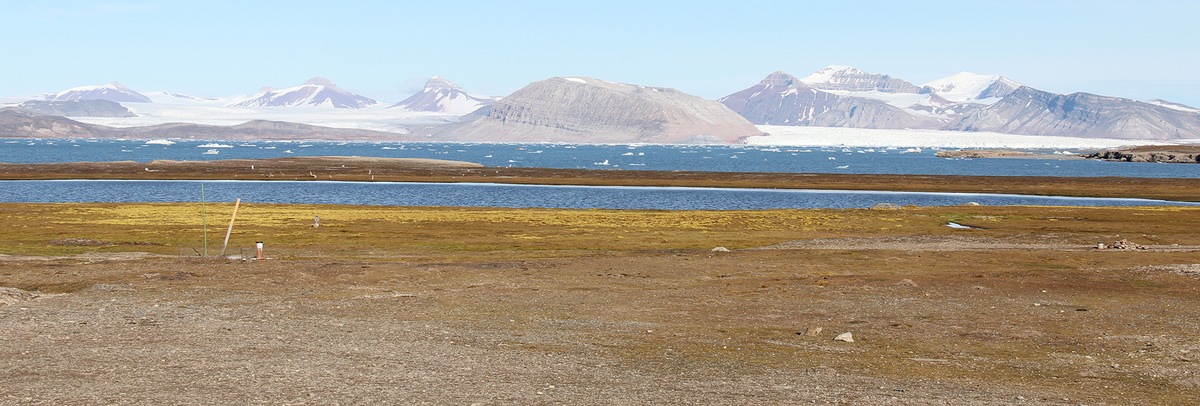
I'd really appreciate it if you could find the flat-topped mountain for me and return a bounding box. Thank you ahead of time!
[432,77,762,144]
[800,65,930,94]
[45,81,151,103]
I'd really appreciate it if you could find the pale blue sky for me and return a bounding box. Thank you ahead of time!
[3,0,1197,106]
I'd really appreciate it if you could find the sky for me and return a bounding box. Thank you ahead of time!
[2,0,1198,106]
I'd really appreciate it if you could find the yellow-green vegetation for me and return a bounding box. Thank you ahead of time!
[5,203,1200,258]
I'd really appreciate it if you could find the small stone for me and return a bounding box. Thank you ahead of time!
[711,246,730,252]
[833,332,854,342]
[896,279,918,287]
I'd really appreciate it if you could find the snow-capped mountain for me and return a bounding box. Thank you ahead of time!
[923,72,1022,103]
[719,71,939,128]
[724,68,1200,140]
[799,65,929,94]
[947,87,1200,140]
[229,77,377,108]
[46,81,151,103]
[389,77,496,115]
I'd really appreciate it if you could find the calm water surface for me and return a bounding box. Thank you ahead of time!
[1,180,1193,210]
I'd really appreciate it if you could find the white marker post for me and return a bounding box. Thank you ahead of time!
[256,241,264,260]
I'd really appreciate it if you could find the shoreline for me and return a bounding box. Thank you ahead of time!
[2,156,1199,202]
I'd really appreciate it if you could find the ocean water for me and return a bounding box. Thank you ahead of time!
[1,138,1197,178]
[0,180,1193,209]
[2,139,1195,209]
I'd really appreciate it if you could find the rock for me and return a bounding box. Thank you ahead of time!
[833,332,854,342]
[1083,146,1200,164]
[896,279,918,287]
[0,287,38,306]
[711,247,730,252]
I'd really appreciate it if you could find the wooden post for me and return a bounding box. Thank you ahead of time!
[220,198,241,257]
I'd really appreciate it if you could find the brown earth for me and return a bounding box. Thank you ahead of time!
[1085,146,1200,164]
[2,202,1200,404]
[2,156,1199,202]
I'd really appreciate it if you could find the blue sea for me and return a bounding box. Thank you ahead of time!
[1,138,1195,209]
[2,138,1196,178]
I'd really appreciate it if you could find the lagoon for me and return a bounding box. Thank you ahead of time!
[1,180,1193,210]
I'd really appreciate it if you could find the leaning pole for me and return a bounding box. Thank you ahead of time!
[219,198,241,257]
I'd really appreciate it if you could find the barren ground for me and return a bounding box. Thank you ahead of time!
[2,199,1199,404]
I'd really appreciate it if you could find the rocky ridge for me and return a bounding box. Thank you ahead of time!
[1084,146,1200,163]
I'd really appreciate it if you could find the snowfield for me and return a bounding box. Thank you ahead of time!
[749,126,1192,149]
[66,92,464,133]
